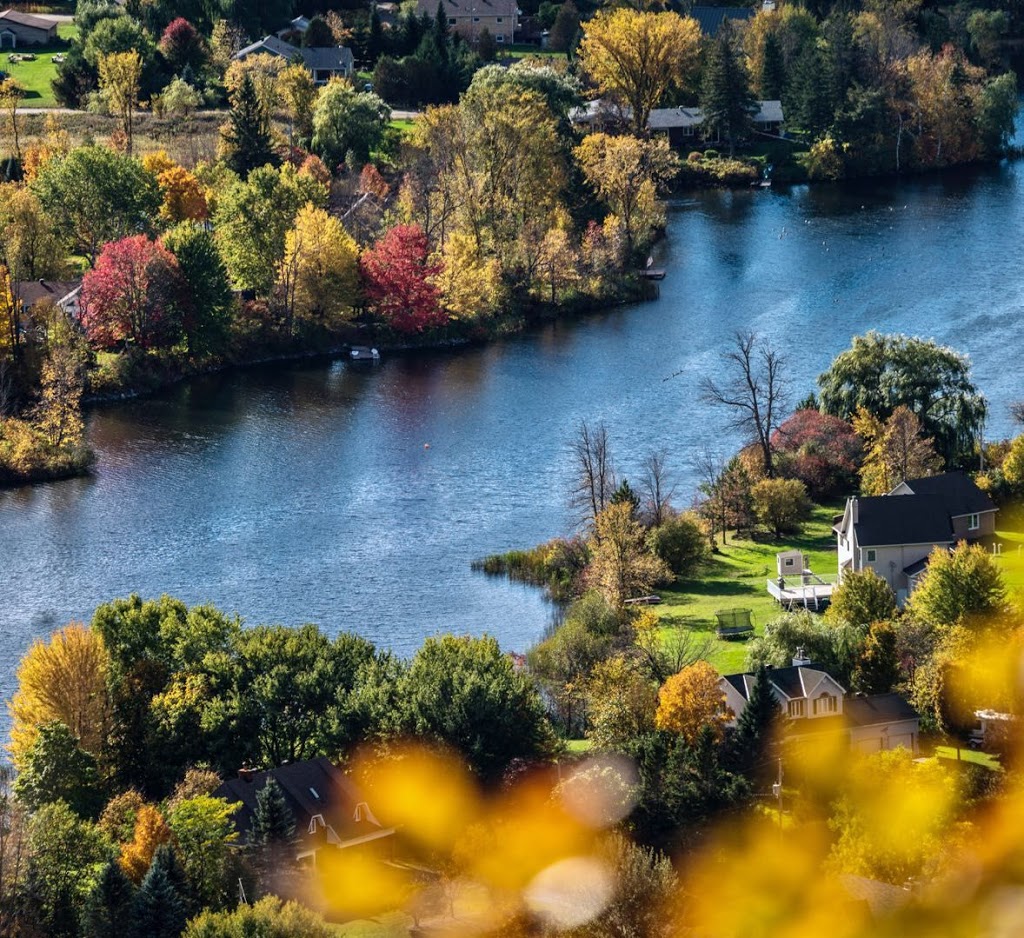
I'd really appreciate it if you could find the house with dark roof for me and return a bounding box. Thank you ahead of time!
[0,10,57,48]
[688,5,756,35]
[232,36,355,85]
[834,472,997,602]
[13,279,82,318]
[721,657,920,754]
[215,757,394,862]
[417,0,519,46]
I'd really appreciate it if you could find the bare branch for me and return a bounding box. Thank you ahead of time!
[568,420,616,532]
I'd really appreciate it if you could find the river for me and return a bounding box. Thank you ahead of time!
[2,163,1023,710]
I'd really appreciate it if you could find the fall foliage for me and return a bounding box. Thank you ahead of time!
[359,224,445,334]
[654,661,730,744]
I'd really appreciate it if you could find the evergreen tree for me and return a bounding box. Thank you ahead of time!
[549,1,580,54]
[250,778,296,848]
[83,860,136,938]
[132,861,188,938]
[729,665,781,782]
[699,24,758,157]
[149,843,193,914]
[367,8,385,64]
[759,31,786,100]
[432,0,451,62]
[610,478,640,515]
[222,72,276,178]
[786,44,834,137]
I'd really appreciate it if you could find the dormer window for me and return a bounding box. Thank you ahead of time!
[309,787,320,800]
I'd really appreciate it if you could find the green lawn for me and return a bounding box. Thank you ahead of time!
[651,503,841,675]
[3,24,77,108]
[934,746,1003,771]
[995,526,1024,597]
[503,44,567,60]
[565,738,594,754]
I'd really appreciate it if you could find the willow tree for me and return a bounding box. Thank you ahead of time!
[579,9,700,134]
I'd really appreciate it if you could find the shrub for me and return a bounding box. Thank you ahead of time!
[646,513,708,577]
[751,478,810,537]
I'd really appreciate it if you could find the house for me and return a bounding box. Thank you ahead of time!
[834,472,997,602]
[13,279,82,319]
[232,36,355,85]
[689,5,755,35]
[215,757,395,863]
[572,99,784,146]
[276,15,311,39]
[0,10,58,48]
[721,657,921,754]
[417,0,519,45]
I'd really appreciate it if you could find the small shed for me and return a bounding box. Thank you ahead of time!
[776,550,804,579]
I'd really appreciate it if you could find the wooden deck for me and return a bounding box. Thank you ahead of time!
[766,574,837,610]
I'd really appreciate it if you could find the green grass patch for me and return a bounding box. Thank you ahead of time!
[564,738,594,754]
[934,746,1003,771]
[995,526,1024,597]
[504,45,567,60]
[388,118,416,135]
[334,914,412,937]
[3,24,76,108]
[651,502,841,675]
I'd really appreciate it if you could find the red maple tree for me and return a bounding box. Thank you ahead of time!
[159,18,202,71]
[80,235,184,350]
[771,409,863,499]
[359,225,446,334]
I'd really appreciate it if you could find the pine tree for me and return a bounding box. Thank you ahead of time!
[699,23,758,157]
[759,32,786,100]
[786,44,834,138]
[149,843,193,914]
[132,861,188,938]
[610,478,640,515]
[250,778,297,848]
[222,72,276,178]
[729,665,781,781]
[367,8,384,63]
[432,0,451,62]
[83,860,136,938]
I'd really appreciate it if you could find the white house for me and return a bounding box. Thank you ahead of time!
[834,472,997,604]
[721,657,920,754]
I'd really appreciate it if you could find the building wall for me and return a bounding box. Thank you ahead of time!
[449,13,515,42]
[856,543,940,593]
[849,718,919,755]
[951,510,997,540]
[0,22,56,46]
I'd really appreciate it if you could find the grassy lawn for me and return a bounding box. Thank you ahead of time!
[995,526,1024,598]
[651,502,841,675]
[3,24,77,108]
[388,118,416,135]
[934,745,1003,771]
[503,44,567,60]
[565,738,594,754]
[334,914,413,937]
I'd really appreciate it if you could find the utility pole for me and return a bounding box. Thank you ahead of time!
[772,757,783,840]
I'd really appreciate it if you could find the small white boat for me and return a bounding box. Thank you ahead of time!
[349,346,380,361]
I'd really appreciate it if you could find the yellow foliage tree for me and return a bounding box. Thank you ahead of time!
[0,264,16,357]
[574,133,679,255]
[655,660,730,744]
[224,53,285,116]
[120,803,172,884]
[278,203,359,331]
[855,405,941,495]
[20,114,71,182]
[579,9,701,133]
[279,63,317,144]
[157,165,209,223]
[98,50,142,155]
[432,232,504,320]
[8,623,109,767]
[142,150,176,177]
[588,502,671,608]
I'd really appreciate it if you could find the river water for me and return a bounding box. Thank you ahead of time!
[2,163,1023,709]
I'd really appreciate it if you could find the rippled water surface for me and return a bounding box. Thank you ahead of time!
[2,164,1023,708]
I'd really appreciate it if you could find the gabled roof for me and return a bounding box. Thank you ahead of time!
[896,472,996,518]
[852,494,955,548]
[724,664,845,702]
[689,5,755,34]
[844,693,919,727]
[0,9,57,30]
[233,34,301,60]
[420,0,519,17]
[301,45,354,71]
[215,757,391,850]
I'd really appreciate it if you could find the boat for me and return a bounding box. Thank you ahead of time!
[349,346,380,361]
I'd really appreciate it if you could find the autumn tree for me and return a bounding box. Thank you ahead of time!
[701,332,788,478]
[80,235,184,349]
[0,78,24,161]
[359,224,445,334]
[906,542,1006,630]
[586,655,657,751]
[588,502,671,608]
[99,51,143,155]
[655,661,729,744]
[575,133,678,257]
[579,9,701,133]
[214,163,325,296]
[9,622,109,768]
[856,405,942,494]
[279,63,316,145]
[751,477,810,538]
[34,311,88,458]
[432,232,505,320]
[772,409,862,499]
[851,620,901,695]
[159,18,204,72]
[278,204,360,332]
[0,183,66,281]
[825,569,896,629]
[154,164,208,224]
[119,804,171,884]
[166,796,239,910]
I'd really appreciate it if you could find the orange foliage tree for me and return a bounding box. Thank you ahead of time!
[119,803,172,883]
[654,661,730,744]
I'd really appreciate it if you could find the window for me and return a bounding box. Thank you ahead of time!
[473,15,480,21]
[496,16,503,21]
[496,33,504,41]
[865,549,876,563]
[812,694,837,716]
[787,699,805,718]
[449,17,456,23]
[968,513,980,530]
[309,787,321,800]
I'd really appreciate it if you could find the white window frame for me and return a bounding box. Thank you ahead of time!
[787,699,805,718]
[496,33,504,41]
[865,549,876,563]
[812,694,836,716]
[968,513,980,531]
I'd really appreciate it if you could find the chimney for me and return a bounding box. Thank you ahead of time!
[238,766,255,783]
[792,647,811,667]
[850,497,858,524]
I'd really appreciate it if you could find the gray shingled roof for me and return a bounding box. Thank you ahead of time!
[689,5,755,34]
[301,45,354,71]
[853,494,955,548]
[0,9,57,30]
[724,664,838,701]
[844,693,919,727]
[13,280,81,307]
[900,472,996,518]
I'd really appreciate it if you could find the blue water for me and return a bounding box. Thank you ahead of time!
[1,162,1022,714]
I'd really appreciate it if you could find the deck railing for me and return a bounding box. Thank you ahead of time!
[766,571,839,610]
